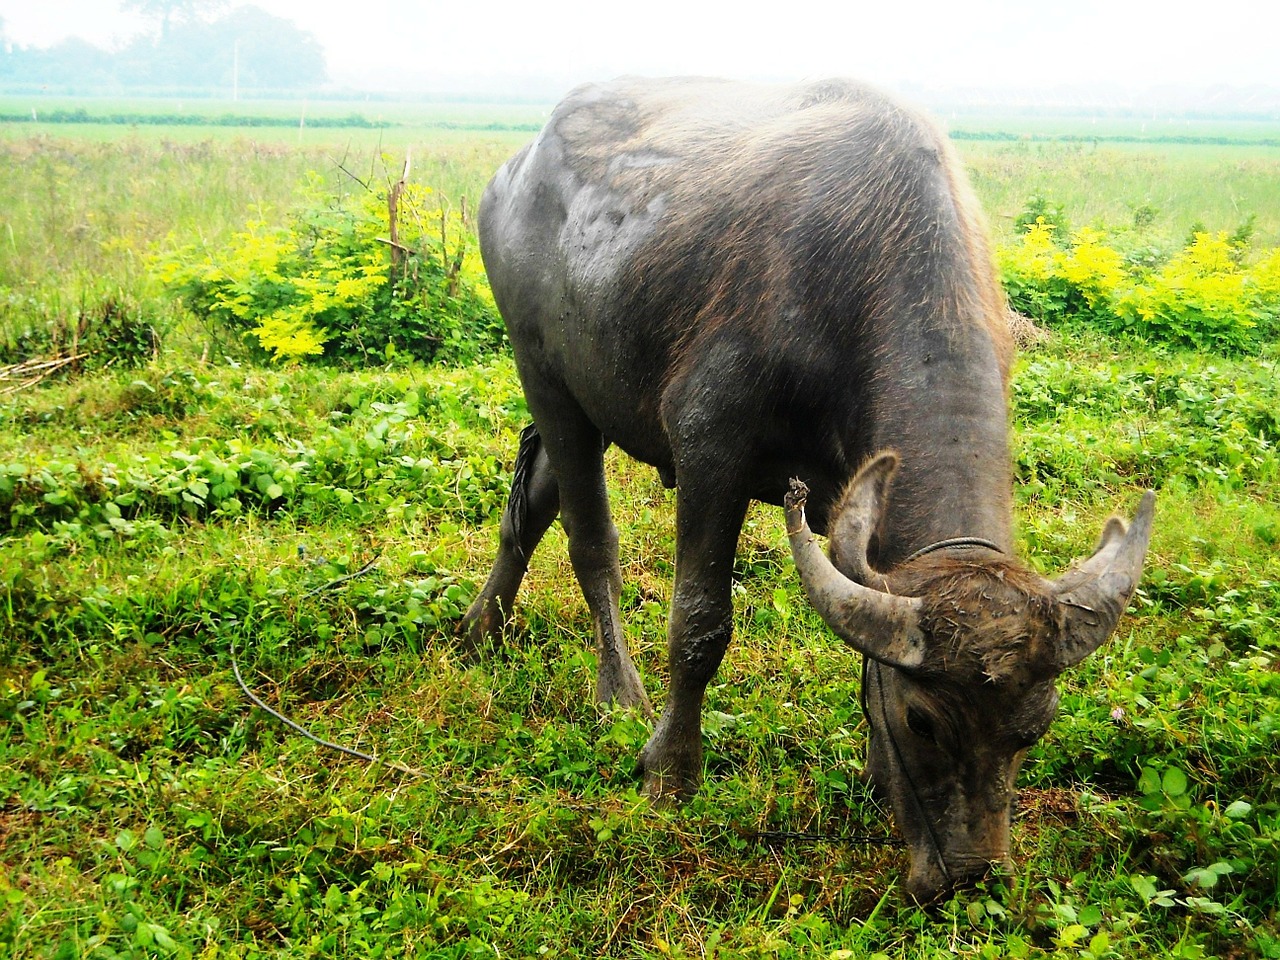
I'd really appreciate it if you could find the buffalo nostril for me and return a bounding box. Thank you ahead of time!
[905,876,948,905]
[954,856,1012,892]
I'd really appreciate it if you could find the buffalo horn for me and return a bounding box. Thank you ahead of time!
[1052,491,1156,669]
[785,472,927,671]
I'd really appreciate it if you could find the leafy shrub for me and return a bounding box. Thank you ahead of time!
[0,288,160,368]
[153,171,505,366]
[1014,194,1071,241]
[1113,233,1259,353]
[1000,220,1126,327]
[1129,200,1160,232]
[999,220,1280,353]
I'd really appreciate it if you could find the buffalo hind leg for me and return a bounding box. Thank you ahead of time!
[545,417,652,714]
[461,425,560,648]
[463,414,650,712]
[637,479,747,801]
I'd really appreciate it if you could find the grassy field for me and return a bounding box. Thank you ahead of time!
[1,99,1278,958]
[960,140,1280,249]
[3,97,1279,256]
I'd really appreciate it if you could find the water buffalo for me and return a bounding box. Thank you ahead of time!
[461,76,1154,902]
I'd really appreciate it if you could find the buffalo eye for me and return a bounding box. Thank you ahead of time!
[905,706,937,744]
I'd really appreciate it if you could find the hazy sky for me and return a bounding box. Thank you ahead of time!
[2,0,1278,97]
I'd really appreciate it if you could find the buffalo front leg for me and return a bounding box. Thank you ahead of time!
[461,425,560,648]
[638,482,747,801]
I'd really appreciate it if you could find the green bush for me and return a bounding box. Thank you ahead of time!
[153,171,506,366]
[1012,355,1280,500]
[999,219,1280,354]
[0,374,510,552]
[1014,194,1071,241]
[0,288,160,368]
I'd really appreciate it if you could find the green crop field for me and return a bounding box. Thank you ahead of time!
[1,98,1278,959]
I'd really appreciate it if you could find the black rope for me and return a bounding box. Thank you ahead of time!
[866,659,954,886]
[230,635,428,779]
[232,632,911,846]
[229,551,920,844]
[302,556,380,598]
[752,829,904,847]
[231,554,428,780]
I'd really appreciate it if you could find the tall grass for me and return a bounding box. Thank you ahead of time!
[0,133,517,362]
[0,136,509,288]
[960,140,1280,249]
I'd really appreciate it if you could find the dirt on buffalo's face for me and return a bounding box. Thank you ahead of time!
[787,453,1154,902]
[864,559,1062,900]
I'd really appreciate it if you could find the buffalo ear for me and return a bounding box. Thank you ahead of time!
[1052,491,1156,670]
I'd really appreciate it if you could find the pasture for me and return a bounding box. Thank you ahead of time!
[1,99,1278,959]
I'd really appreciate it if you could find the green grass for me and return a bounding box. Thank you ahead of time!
[0,106,1278,959]
[1,334,1278,959]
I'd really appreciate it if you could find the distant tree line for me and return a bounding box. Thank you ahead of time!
[0,4,325,94]
[0,108,386,127]
[950,130,1280,147]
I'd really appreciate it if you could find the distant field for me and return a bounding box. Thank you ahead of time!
[3,94,1278,253]
[948,111,1280,248]
[943,110,1280,144]
[957,139,1280,247]
[7,96,1280,145]
[0,95,548,151]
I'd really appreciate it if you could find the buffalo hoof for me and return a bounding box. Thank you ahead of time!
[596,665,654,718]
[636,755,700,805]
[456,601,506,655]
[636,721,702,803]
[641,771,694,806]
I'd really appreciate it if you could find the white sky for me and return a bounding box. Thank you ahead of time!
[2,0,1278,98]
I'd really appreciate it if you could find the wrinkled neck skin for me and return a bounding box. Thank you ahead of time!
[861,315,1014,568]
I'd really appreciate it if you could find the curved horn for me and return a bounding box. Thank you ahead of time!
[827,452,898,589]
[785,475,926,671]
[1052,490,1156,670]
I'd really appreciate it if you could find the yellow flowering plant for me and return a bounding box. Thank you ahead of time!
[999,220,1280,354]
[153,173,503,365]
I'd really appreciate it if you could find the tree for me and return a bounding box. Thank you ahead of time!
[212,6,326,90]
[120,0,227,40]
[0,36,119,89]
[117,5,326,91]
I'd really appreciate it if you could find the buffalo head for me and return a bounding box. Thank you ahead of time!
[785,452,1154,903]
